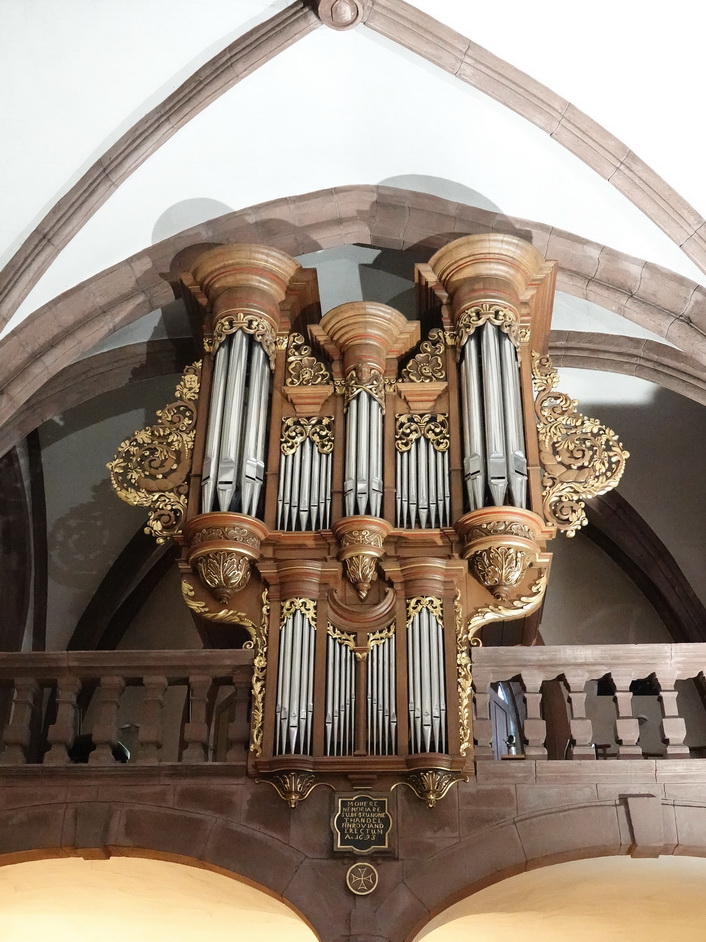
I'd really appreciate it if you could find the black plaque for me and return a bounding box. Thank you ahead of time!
[333,794,392,854]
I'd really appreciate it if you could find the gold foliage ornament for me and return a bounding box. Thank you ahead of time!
[401,329,446,382]
[470,546,532,600]
[394,769,467,808]
[107,362,201,543]
[195,551,250,605]
[285,333,331,386]
[457,575,547,755]
[395,414,450,453]
[281,416,334,455]
[532,352,629,537]
[456,302,519,349]
[206,312,276,366]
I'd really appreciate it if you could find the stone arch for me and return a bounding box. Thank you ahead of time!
[2,187,704,435]
[2,1,704,324]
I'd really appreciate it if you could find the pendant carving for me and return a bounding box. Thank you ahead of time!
[333,517,392,601]
[533,351,629,536]
[259,771,327,808]
[469,546,532,600]
[107,361,201,543]
[195,551,250,604]
[184,513,268,606]
[396,769,467,807]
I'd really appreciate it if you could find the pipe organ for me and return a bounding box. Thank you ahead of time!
[109,234,628,807]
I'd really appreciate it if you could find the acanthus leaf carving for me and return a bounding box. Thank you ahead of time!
[107,361,201,543]
[395,413,450,453]
[401,329,446,382]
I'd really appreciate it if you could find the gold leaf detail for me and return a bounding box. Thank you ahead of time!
[467,521,534,541]
[395,769,466,808]
[533,352,629,536]
[470,546,532,600]
[327,623,356,648]
[455,589,472,757]
[401,329,446,382]
[195,550,250,604]
[281,416,334,455]
[206,312,276,367]
[286,333,331,386]
[249,588,269,757]
[281,597,317,628]
[341,365,385,411]
[340,529,384,549]
[457,302,519,348]
[107,361,201,543]
[344,554,378,600]
[395,413,449,453]
[406,596,443,624]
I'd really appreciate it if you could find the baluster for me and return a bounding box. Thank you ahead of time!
[183,675,212,763]
[611,671,641,759]
[521,672,547,759]
[45,677,81,765]
[656,672,689,758]
[226,676,251,762]
[137,676,168,765]
[563,672,595,759]
[471,668,493,759]
[0,678,39,764]
[89,676,126,765]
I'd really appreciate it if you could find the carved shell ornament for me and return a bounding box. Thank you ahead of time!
[532,352,629,536]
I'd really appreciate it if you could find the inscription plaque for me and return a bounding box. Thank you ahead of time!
[333,794,392,854]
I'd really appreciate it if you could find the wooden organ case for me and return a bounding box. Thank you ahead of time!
[109,234,628,807]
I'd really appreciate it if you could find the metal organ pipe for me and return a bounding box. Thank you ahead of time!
[344,390,383,518]
[460,333,486,511]
[275,607,316,756]
[500,332,528,507]
[366,634,396,756]
[407,606,447,754]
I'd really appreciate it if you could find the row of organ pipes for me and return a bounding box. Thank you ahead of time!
[173,235,556,767]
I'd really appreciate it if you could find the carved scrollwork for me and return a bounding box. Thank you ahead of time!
[248,588,269,757]
[533,353,629,537]
[406,597,443,624]
[281,597,317,629]
[205,312,277,367]
[395,413,450,453]
[190,526,260,547]
[280,416,334,455]
[470,546,532,600]
[458,575,548,755]
[531,351,560,392]
[456,302,519,348]
[340,529,384,549]
[107,361,201,543]
[285,333,331,386]
[401,329,446,382]
[327,623,356,649]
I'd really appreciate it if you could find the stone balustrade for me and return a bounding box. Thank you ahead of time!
[0,650,253,765]
[472,644,706,761]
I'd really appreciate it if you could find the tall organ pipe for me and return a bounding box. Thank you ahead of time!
[215,330,249,512]
[500,332,528,507]
[344,390,384,518]
[460,333,486,511]
[201,341,228,513]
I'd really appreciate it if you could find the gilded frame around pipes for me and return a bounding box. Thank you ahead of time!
[281,597,318,630]
[107,361,201,543]
[406,596,444,625]
[205,311,277,366]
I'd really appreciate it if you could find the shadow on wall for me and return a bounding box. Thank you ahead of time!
[152,199,236,245]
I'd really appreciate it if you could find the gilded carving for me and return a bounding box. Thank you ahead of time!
[190,526,260,547]
[459,575,548,755]
[454,589,474,758]
[107,361,201,543]
[247,588,269,757]
[286,333,331,386]
[195,550,250,604]
[395,769,466,808]
[340,529,384,549]
[456,302,519,348]
[533,353,629,536]
[467,520,534,542]
[281,597,317,629]
[281,416,334,455]
[470,546,532,600]
[531,351,559,392]
[181,579,257,627]
[406,597,443,624]
[205,312,277,367]
[344,554,379,601]
[341,365,385,411]
[401,329,446,382]
[327,623,356,649]
[259,771,327,808]
[395,414,450,453]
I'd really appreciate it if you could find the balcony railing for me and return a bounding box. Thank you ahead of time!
[2,644,706,767]
[0,650,253,766]
[472,644,706,760]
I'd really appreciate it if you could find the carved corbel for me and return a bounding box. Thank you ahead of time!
[394,769,467,807]
[183,512,268,605]
[333,516,393,600]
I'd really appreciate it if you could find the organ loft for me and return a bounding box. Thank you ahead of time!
[109,233,627,808]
